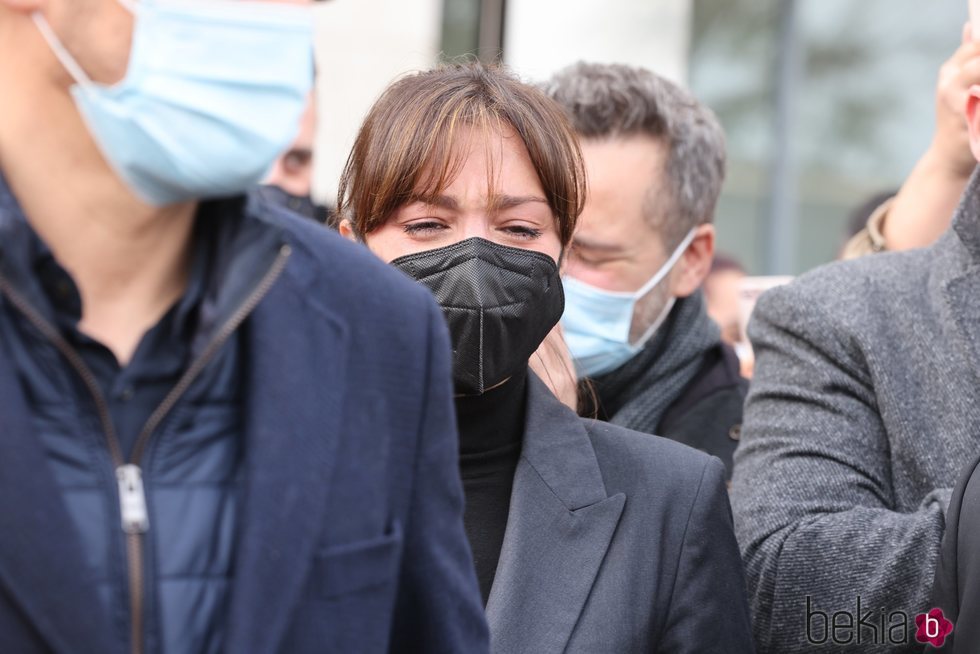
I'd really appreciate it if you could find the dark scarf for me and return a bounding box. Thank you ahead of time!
[587,290,720,433]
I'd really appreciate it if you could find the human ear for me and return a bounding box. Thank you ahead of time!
[338,218,358,242]
[966,86,980,164]
[669,224,715,298]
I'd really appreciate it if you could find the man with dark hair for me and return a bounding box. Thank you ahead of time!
[0,0,487,651]
[544,62,745,477]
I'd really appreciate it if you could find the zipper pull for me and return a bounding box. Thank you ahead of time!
[116,464,149,534]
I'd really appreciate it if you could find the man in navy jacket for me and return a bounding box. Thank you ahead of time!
[0,0,488,652]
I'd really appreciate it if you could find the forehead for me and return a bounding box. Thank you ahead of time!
[576,135,667,240]
[581,134,666,191]
[413,123,545,200]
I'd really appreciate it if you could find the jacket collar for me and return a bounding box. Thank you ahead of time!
[0,173,47,309]
[0,171,271,354]
[486,373,625,653]
[515,372,610,509]
[937,167,980,351]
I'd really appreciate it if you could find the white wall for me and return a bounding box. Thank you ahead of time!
[312,0,444,205]
[504,0,692,85]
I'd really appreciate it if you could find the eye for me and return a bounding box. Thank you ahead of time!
[500,225,543,240]
[568,246,610,267]
[403,220,447,235]
[282,150,312,175]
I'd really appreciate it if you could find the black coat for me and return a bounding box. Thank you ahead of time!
[589,342,746,480]
[658,343,747,479]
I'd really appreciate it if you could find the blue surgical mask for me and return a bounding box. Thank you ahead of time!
[562,228,697,377]
[33,0,313,206]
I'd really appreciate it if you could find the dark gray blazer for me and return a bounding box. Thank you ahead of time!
[732,169,980,652]
[486,374,754,653]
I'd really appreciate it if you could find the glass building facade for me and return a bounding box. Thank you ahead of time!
[690,0,966,273]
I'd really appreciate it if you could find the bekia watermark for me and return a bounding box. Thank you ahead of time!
[915,608,954,648]
[806,596,953,647]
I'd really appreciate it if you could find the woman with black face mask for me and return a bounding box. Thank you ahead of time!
[337,62,754,654]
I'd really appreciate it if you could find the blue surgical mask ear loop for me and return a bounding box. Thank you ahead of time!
[629,227,699,301]
[623,227,698,347]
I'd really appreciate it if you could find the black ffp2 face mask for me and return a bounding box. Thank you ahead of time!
[391,237,565,396]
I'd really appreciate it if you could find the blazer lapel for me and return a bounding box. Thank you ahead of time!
[224,258,350,654]
[0,333,118,653]
[939,169,980,397]
[486,374,625,654]
[942,265,980,378]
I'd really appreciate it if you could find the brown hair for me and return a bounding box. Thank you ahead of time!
[336,62,586,246]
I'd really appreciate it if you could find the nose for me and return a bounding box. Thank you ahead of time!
[459,214,493,242]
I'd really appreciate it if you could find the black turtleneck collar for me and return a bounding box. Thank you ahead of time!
[455,367,528,605]
[456,368,528,458]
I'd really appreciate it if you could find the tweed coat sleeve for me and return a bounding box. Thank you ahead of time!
[730,280,949,653]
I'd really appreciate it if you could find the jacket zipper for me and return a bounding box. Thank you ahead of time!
[0,244,291,654]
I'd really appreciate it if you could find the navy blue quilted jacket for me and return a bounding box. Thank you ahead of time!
[0,183,489,654]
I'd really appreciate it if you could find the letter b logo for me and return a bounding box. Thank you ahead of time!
[915,608,953,647]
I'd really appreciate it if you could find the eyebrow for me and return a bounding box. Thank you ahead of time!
[407,194,548,212]
[494,195,549,211]
[409,194,459,210]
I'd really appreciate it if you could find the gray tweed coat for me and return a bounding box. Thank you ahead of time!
[731,169,980,653]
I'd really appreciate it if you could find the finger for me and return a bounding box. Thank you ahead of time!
[960,56,980,86]
[949,38,980,68]
[965,21,972,45]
